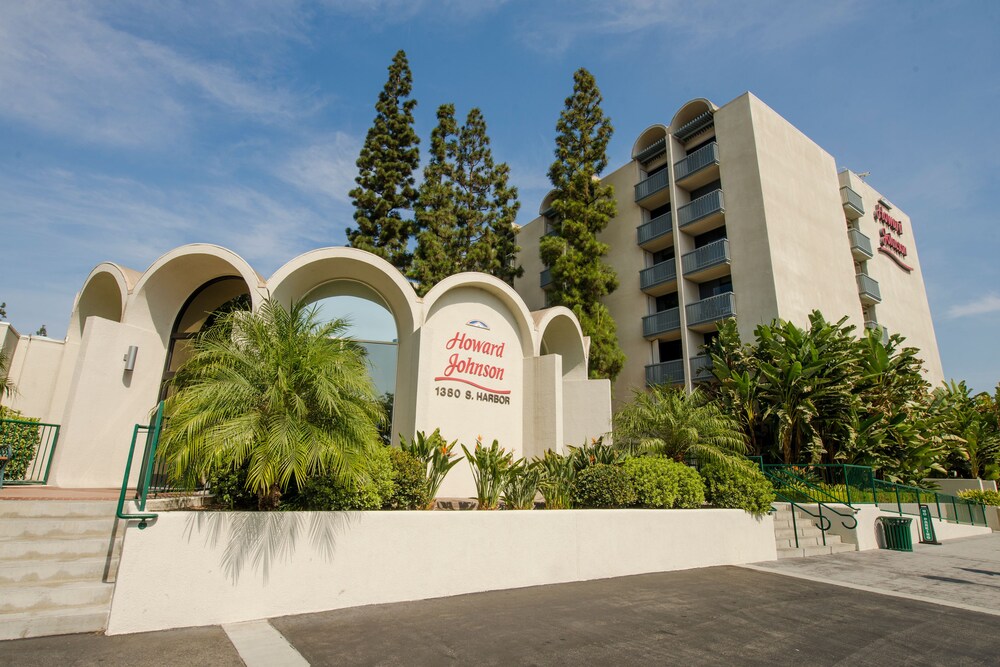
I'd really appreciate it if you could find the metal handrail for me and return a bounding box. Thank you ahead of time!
[872,478,988,527]
[765,470,859,549]
[116,402,165,529]
[0,418,61,486]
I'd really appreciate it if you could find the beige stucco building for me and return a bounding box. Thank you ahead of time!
[514,93,944,407]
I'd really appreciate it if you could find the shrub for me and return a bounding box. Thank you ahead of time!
[462,437,513,510]
[535,450,576,509]
[700,462,775,516]
[958,489,1000,506]
[622,457,706,509]
[207,463,257,510]
[0,407,41,481]
[502,460,540,510]
[400,429,463,503]
[384,449,429,510]
[573,463,637,508]
[296,445,395,510]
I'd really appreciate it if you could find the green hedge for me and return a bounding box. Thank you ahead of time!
[957,489,1000,506]
[622,457,705,509]
[700,462,775,516]
[384,449,429,510]
[0,406,41,481]
[572,463,637,508]
[295,446,395,511]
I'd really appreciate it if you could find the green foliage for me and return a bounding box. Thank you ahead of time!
[0,407,40,480]
[377,392,394,446]
[347,50,420,272]
[613,385,747,466]
[0,345,14,399]
[572,463,637,508]
[502,459,540,510]
[622,457,706,509]
[534,450,576,509]
[384,449,429,510]
[700,462,775,516]
[461,437,513,510]
[207,463,257,510]
[159,299,385,508]
[295,445,395,511]
[957,489,1000,506]
[541,68,623,381]
[930,381,1000,480]
[568,436,627,470]
[410,105,521,294]
[399,428,463,505]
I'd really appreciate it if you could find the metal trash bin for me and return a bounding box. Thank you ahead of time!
[879,517,913,552]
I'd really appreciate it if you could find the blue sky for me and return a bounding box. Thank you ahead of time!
[1,1,998,392]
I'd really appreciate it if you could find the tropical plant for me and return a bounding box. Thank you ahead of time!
[700,462,775,516]
[0,346,14,399]
[206,463,256,510]
[932,381,1000,480]
[461,436,513,510]
[568,436,627,470]
[158,299,386,510]
[502,459,541,510]
[613,386,747,466]
[294,445,395,511]
[384,448,429,510]
[347,49,420,272]
[541,68,623,380]
[573,463,637,508]
[399,428,463,506]
[534,450,576,509]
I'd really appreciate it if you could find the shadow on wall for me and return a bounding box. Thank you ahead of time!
[183,511,354,585]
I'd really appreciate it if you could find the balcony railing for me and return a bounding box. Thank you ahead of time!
[540,268,552,289]
[674,111,714,141]
[689,355,715,382]
[634,169,670,202]
[639,259,677,290]
[681,238,730,275]
[642,307,681,337]
[841,186,865,218]
[674,142,720,181]
[856,273,881,303]
[686,292,736,327]
[848,228,873,259]
[636,211,673,246]
[864,320,890,344]
[678,189,725,228]
[645,360,685,386]
[635,137,667,164]
[540,206,557,219]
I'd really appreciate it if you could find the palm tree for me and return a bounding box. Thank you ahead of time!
[613,386,747,466]
[0,347,14,400]
[158,299,386,508]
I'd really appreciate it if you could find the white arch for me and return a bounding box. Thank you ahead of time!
[67,262,133,343]
[533,307,588,379]
[671,98,718,132]
[631,124,669,159]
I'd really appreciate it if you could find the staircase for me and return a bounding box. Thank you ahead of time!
[772,503,857,558]
[0,500,122,640]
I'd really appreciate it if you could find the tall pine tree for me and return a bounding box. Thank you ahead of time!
[410,105,521,295]
[347,50,420,272]
[541,68,624,381]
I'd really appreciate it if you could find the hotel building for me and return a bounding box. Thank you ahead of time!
[514,93,944,406]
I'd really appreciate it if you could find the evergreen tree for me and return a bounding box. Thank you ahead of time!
[347,50,420,272]
[410,106,522,294]
[541,68,624,381]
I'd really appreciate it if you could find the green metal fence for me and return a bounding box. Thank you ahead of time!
[0,417,61,487]
[872,479,988,527]
[761,463,876,506]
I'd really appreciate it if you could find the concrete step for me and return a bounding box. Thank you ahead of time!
[0,535,115,562]
[0,556,118,586]
[0,580,114,614]
[1,516,118,539]
[774,525,828,539]
[777,542,857,558]
[0,604,110,641]
[0,500,117,519]
[775,535,823,548]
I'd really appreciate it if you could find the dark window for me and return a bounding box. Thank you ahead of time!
[658,339,683,362]
[649,202,672,219]
[652,247,675,264]
[690,179,722,200]
[656,292,679,311]
[686,137,715,155]
[646,163,668,178]
[698,276,733,300]
[694,226,727,248]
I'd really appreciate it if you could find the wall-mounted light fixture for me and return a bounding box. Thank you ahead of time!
[123,346,138,372]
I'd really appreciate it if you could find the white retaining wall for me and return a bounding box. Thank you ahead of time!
[107,508,776,635]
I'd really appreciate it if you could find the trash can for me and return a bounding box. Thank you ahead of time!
[879,517,914,552]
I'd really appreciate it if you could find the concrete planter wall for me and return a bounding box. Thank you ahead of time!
[107,508,776,635]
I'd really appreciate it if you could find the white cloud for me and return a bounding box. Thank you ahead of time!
[0,2,312,148]
[948,294,1000,319]
[274,133,362,203]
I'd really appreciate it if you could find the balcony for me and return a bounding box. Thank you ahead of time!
[678,189,725,234]
[674,142,720,190]
[841,186,864,219]
[634,170,670,208]
[864,320,890,345]
[686,292,736,331]
[639,259,677,296]
[635,137,667,165]
[673,111,715,142]
[645,359,685,386]
[856,273,881,304]
[848,228,873,260]
[642,307,681,340]
[540,268,553,290]
[681,238,731,281]
[636,211,673,251]
[689,355,715,383]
